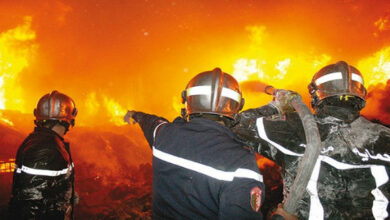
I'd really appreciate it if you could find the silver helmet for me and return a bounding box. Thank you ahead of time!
[34,90,77,126]
[308,61,367,110]
[182,68,244,120]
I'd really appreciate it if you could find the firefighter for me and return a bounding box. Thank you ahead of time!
[124,68,296,219]
[234,61,390,219]
[8,91,77,220]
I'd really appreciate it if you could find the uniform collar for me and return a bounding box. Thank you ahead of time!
[315,105,360,123]
[189,117,239,140]
[34,126,65,141]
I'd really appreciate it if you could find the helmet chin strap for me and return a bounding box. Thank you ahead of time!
[58,120,71,135]
[36,120,71,136]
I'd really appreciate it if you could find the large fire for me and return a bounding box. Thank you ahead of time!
[0,16,36,113]
[0,1,390,218]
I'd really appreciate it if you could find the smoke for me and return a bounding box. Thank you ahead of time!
[362,79,390,125]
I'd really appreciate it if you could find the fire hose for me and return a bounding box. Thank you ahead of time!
[265,86,322,215]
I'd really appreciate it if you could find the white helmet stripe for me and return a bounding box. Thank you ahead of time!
[221,87,241,103]
[187,86,211,96]
[315,72,343,86]
[352,73,364,85]
[187,86,241,103]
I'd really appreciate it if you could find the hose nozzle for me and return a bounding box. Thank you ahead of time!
[265,85,275,96]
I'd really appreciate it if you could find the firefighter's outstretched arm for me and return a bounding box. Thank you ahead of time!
[235,89,298,140]
[124,110,168,147]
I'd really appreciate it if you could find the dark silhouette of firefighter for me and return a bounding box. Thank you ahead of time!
[8,91,77,220]
[124,68,296,219]
[234,61,390,219]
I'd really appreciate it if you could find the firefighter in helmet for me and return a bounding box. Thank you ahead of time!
[234,61,390,219]
[9,91,77,220]
[124,68,295,220]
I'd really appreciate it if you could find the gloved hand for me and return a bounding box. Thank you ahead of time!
[269,89,301,114]
[269,204,298,220]
[123,110,136,124]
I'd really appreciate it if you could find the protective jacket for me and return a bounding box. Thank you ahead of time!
[9,127,75,220]
[132,111,265,219]
[234,104,390,220]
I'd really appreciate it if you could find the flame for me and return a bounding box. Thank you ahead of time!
[103,96,127,126]
[358,47,390,123]
[232,25,390,113]
[79,92,129,126]
[85,92,101,116]
[233,58,264,82]
[357,47,390,87]
[0,16,37,113]
[0,2,389,219]
[0,158,15,173]
[0,112,14,126]
[233,25,331,86]
[231,25,332,109]
[172,96,182,116]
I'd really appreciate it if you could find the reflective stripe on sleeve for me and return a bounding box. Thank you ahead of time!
[315,72,342,86]
[221,87,241,103]
[256,117,303,157]
[152,147,263,182]
[153,121,168,139]
[370,166,389,220]
[16,165,72,177]
[321,156,372,170]
[307,159,324,220]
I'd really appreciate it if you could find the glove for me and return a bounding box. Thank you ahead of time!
[123,110,136,124]
[269,204,298,220]
[269,89,301,114]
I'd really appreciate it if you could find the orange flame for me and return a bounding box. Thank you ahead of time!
[103,96,127,126]
[0,158,15,173]
[80,92,128,126]
[0,16,37,113]
[232,25,389,111]
[358,47,390,87]
[231,25,332,109]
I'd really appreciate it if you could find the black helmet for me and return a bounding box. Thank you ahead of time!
[181,68,244,120]
[34,90,77,127]
[308,61,367,110]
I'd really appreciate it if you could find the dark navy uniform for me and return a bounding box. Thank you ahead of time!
[132,111,265,219]
[9,127,75,220]
[234,104,390,220]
